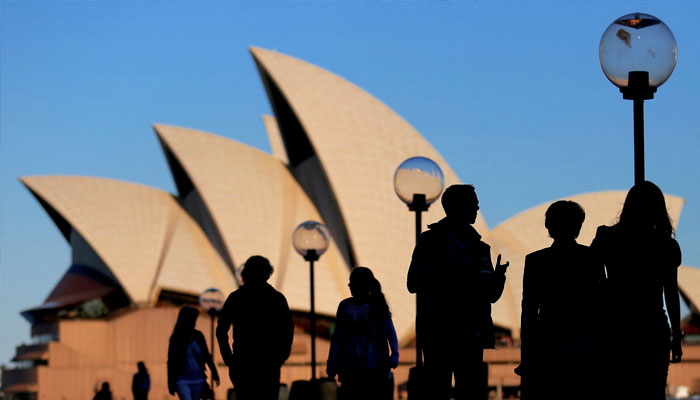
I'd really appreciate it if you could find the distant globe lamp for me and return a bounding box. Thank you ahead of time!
[599,12,677,184]
[292,220,330,381]
[199,287,225,392]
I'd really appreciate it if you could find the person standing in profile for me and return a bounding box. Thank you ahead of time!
[167,306,220,400]
[132,361,150,400]
[407,184,509,400]
[591,181,682,399]
[517,200,605,400]
[327,266,399,400]
[216,255,294,400]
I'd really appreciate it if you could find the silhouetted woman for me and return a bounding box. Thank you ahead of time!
[167,305,220,400]
[132,361,150,400]
[518,201,605,400]
[591,181,682,399]
[93,382,112,400]
[327,267,399,400]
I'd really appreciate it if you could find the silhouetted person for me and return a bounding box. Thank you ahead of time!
[327,266,399,400]
[93,382,112,400]
[517,200,605,400]
[407,184,509,400]
[216,255,294,400]
[167,305,220,400]
[132,361,150,400]
[591,181,682,399]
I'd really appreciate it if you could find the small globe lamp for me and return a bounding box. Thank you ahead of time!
[292,220,330,380]
[394,156,445,374]
[599,12,677,183]
[199,287,225,391]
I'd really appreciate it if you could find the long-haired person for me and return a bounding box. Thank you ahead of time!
[518,200,605,400]
[591,181,682,399]
[327,266,399,400]
[167,305,220,400]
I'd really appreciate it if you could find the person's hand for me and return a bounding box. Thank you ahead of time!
[495,254,509,274]
[389,353,399,369]
[671,335,683,363]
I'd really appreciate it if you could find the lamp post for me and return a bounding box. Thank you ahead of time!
[599,12,677,184]
[393,156,445,369]
[292,220,330,381]
[199,287,225,397]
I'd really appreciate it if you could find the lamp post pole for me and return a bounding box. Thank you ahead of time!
[305,249,319,380]
[621,70,656,185]
[208,308,217,393]
[407,193,428,367]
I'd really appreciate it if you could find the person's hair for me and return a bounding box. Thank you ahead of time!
[616,181,674,237]
[241,255,274,284]
[545,200,586,240]
[441,184,477,216]
[350,266,390,320]
[137,361,147,374]
[169,305,199,351]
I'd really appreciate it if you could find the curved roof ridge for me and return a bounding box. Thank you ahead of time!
[20,175,234,305]
[153,124,350,316]
[250,46,490,342]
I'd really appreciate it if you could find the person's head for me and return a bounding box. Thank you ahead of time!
[173,305,199,334]
[441,184,479,225]
[137,361,147,374]
[100,382,110,392]
[545,200,585,242]
[348,266,390,319]
[240,255,274,285]
[618,181,674,236]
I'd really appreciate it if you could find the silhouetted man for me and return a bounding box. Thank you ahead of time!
[407,184,508,400]
[518,200,605,400]
[216,255,294,400]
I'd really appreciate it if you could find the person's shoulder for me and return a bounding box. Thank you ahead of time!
[526,247,550,261]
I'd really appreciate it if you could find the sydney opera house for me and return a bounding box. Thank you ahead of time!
[3,47,700,400]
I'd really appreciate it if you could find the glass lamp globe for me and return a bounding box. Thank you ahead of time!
[199,287,225,313]
[599,12,677,88]
[393,156,445,205]
[292,221,330,258]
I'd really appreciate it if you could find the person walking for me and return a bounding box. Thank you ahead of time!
[216,255,294,400]
[591,181,682,399]
[327,266,399,400]
[132,361,150,400]
[167,306,220,400]
[407,184,509,400]
[518,200,605,400]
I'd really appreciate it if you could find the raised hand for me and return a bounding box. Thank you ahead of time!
[495,254,509,274]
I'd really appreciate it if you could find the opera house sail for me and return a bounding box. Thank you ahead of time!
[4,47,698,400]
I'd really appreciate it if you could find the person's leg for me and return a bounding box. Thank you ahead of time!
[454,346,485,400]
[174,382,193,400]
[422,340,453,400]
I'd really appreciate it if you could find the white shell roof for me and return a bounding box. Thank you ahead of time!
[153,124,350,316]
[250,47,491,343]
[21,175,236,305]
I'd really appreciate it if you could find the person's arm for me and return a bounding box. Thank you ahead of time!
[216,294,234,366]
[665,239,683,363]
[327,302,345,379]
[197,331,220,385]
[166,340,176,395]
[520,254,539,372]
[385,317,399,368]
[279,294,294,365]
[407,233,431,294]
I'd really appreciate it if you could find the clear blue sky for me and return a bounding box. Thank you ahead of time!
[2,0,699,364]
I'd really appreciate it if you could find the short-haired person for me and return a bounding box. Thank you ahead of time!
[518,200,605,400]
[407,184,509,399]
[216,256,294,400]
